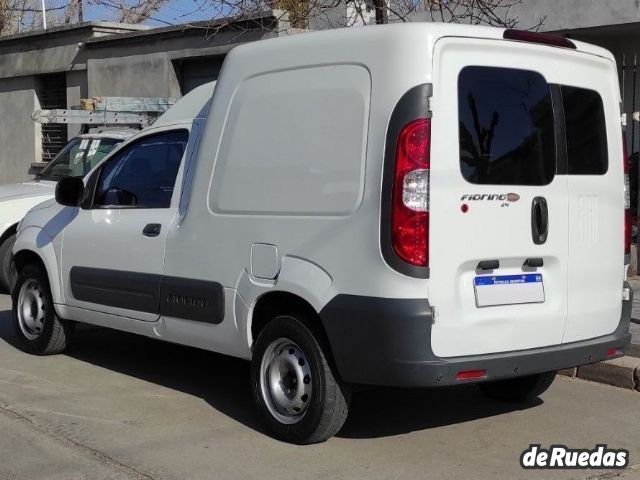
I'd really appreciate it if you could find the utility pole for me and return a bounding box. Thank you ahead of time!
[41,0,47,29]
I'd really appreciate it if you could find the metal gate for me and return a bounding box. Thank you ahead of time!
[175,56,224,95]
[36,73,68,162]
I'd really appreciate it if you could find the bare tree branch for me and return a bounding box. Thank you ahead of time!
[87,0,172,23]
[0,0,545,37]
[199,0,544,31]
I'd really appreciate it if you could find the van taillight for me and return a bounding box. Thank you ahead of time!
[623,134,631,256]
[391,118,430,267]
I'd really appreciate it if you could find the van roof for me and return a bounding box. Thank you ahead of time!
[232,23,614,64]
[153,81,216,127]
[150,24,614,130]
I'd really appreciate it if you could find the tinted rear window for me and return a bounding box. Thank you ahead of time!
[458,66,556,185]
[562,86,608,175]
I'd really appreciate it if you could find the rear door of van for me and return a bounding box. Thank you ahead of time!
[427,35,623,357]
[429,37,623,358]
[429,37,569,357]
[556,49,624,343]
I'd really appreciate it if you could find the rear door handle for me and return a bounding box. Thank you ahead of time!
[143,223,161,237]
[524,257,544,268]
[531,197,548,245]
[477,259,499,271]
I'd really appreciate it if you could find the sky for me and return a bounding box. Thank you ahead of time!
[76,0,223,27]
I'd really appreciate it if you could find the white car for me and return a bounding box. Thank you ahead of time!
[0,131,132,291]
[10,25,633,444]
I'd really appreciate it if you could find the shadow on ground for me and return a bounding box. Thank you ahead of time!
[0,308,540,440]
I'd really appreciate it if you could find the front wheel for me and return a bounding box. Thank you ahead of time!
[478,371,557,403]
[251,315,351,444]
[12,263,73,355]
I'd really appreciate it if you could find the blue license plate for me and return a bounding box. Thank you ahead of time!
[474,274,544,307]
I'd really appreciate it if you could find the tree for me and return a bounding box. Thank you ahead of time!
[0,0,62,35]
[88,0,172,23]
[0,0,545,36]
[0,0,171,36]
[204,0,545,30]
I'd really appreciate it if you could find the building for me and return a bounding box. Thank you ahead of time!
[0,13,286,184]
[3,1,640,185]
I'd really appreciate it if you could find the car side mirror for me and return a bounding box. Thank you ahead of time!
[55,177,84,207]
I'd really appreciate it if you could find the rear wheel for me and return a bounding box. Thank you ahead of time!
[478,371,557,403]
[251,315,351,444]
[0,233,16,292]
[12,263,73,355]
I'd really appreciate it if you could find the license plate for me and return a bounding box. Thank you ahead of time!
[474,274,544,308]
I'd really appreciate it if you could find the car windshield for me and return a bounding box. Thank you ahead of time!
[39,137,123,181]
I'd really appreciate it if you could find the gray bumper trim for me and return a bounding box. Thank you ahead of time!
[319,284,633,387]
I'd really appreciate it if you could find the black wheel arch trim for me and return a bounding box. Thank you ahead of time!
[0,223,18,246]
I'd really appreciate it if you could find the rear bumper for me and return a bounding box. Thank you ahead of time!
[319,284,633,388]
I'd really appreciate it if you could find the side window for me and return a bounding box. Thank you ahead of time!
[93,130,188,209]
[458,66,556,185]
[561,86,608,175]
[39,138,84,180]
[68,139,90,177]
[85,138,123,172]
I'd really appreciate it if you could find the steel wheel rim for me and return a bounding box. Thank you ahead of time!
[17,279,46,341]
[260,337,312,425]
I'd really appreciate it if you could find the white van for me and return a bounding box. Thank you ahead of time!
[10,24,632,444]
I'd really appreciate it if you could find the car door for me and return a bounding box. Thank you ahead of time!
[429,37,569,357]
[555,52,624,343]
[60,128,190,321]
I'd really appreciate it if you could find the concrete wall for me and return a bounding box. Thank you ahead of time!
[0,23,145,80]
[84,27,273,98]
[510,0,640,32]
[0,23,146,184]
[88,55,180,98]
[0,19,278,185]
[66,70,88,140]
[0,40,82,80]
[355,0,640,32]
[0,76,38,184]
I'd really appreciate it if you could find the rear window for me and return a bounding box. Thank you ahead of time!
[562,86,608,175]
[458,66,556,186]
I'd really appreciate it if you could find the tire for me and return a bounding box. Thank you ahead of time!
[12,263,73,355]
[251,315,351,444]
[0,233,16,293]
[478,371,557,403]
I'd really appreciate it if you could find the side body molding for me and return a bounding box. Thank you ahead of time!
[69,267,225,324]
